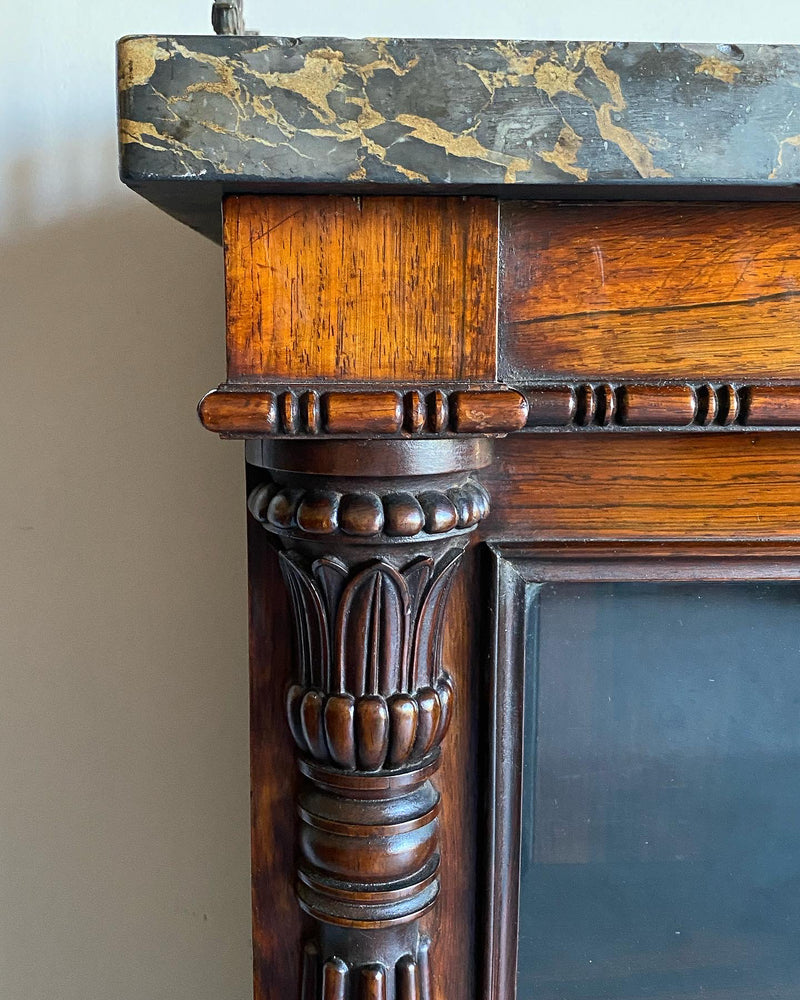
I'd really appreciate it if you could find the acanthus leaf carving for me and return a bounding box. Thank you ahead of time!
[411,547,462,690]
[277,548,463,772]
[335,561,409,697]
[281,554,331,689]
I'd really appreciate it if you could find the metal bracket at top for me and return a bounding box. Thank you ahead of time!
[212,0,244,34]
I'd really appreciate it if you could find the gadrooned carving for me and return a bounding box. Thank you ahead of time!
[288,675,454,772]
[301,937,432,1000]
[248,478,490,538]
[280,549,461,771]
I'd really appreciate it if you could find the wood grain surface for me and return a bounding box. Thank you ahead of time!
[218,194,800,1000]
[246,475,307,997]
[500,202,800,381]
[224,195,498,383]
[481,433,800,540]
[423,547,479,1000]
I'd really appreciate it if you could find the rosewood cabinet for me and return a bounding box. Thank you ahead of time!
[118,29,800,1000]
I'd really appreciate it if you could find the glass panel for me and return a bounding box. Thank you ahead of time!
[518,582,800,999]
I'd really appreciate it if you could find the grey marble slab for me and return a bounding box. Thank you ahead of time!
[117,36,800,240]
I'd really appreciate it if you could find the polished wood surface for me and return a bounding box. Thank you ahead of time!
[425,548,478,1000]
[744,385,800,426]
[117,16,800,993]
[200,387,529,437]
[201,382,800,436]
[224,195,498,383]
[482,433,800,541]
[500,202,800,381]
[246,427,800,1000]
[246,486,306,997]
[245,521,479,1000]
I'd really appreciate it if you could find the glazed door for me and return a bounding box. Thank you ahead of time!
[486,546,800,999]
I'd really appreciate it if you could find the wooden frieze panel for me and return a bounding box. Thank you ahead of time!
[224,195,498,383]
[483,433,800,541]
[500,202,800,382]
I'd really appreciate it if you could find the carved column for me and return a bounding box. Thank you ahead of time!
[245,439,491,1000]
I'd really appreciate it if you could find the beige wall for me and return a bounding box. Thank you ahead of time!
[2,9,252,998]
[1,198,251,998]
[2,2,799,999]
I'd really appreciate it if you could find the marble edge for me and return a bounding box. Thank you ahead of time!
[115,35,800,238]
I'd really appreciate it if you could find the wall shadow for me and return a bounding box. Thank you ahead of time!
[0,167,253,999]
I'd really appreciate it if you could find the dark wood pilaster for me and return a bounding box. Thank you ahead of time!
[245,440,490,999]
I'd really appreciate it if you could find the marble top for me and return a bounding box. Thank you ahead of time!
[117,36,800,240]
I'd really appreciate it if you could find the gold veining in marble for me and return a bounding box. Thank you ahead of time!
[584,44,672,179]
[394,114,531,182]
[247,46,349,125]
[459,41,673,179]
[460,41,547,97]
[770,133,800,180]
[116,37,675,182]
[539,124,588,181]
[118,37,796,186]
[119,118,236,174]
[695,56,742,84]
[117,36,170,91]
[533,58,584,101]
